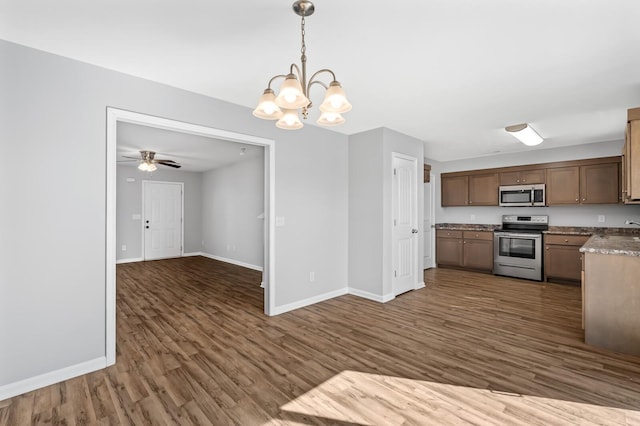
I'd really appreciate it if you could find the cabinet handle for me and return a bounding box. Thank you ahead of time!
[564,239,569,243]
[517,179,520,183]
[575,198,579,202]
[546,246,549,250]
[582,198,586,201]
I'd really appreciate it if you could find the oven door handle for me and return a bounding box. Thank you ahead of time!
[494,232,542,239]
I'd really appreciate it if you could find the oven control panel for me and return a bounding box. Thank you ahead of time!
[502,215,548,225]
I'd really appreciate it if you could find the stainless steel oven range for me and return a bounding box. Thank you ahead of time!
[493,215,548,281]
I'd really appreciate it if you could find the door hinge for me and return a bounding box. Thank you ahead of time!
[394,219,397,226]
[393,168,397,176]
[394,270,397,277]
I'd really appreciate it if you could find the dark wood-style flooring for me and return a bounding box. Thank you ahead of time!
[1,257,640,425]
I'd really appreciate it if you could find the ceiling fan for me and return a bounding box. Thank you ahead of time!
[120,150,182,171]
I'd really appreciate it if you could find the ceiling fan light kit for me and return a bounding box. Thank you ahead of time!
[252,0,351,130]
[505,123,544,146]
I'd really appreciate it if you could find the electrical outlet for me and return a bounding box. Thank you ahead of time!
[470,214,476,221]
[121,245,127,251]
[598,215,606,223]
[309,272,315,282]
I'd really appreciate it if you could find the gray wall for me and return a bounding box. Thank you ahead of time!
[348,128,424,299]
[348,129,384,296]
[0,39,348,388]
[431,141,640,226]
[116,166,203,261]
[202,152,264,268]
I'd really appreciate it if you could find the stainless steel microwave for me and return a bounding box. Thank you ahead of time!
[499,184,545,207]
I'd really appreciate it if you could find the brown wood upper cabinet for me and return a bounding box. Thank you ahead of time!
[546,161,619,205]
[622,107,640,203]
[441,173,499,206]
[499,169,545,185]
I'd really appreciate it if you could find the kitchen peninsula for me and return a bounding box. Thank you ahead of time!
[580,235,640,356]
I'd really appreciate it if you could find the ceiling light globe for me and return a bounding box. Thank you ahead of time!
[275,74,310,109]
[253,89,283,120]
[316,111,345,126]
[147,163,158,172]
[319,81,352,113]
[138,162,149,171]
[276,109,304,130]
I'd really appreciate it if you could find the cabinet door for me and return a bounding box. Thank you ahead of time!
[468,173,499,206]
[580,162,619,204]
[436,237,463,266]
[520,169,545,184]
[500,171,521,185]
[463,239,493,270]
[544,244,582,281]
[630,121,640,200]
[546,167,580,205]
[441,175,468,206]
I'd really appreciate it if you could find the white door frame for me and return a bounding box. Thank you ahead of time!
[141,180,184,260]
[106,107,276,366]
[424,172,436,269]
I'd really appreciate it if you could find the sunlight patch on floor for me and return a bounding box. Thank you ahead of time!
[263,370,640,425]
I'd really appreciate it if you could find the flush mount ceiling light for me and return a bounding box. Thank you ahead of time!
[505,123,544,146]
[252,0,352,130]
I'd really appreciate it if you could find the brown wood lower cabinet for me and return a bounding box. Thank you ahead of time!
[437,230,493,272]
[544,234,590,282]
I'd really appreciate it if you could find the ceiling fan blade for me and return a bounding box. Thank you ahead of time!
[122,155,142,160]
[117,159,138,163]
[159,162,182,169]
[155,159,178,164]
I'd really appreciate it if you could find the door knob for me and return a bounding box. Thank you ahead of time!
[412,228,418,234]
[145,226,149,229]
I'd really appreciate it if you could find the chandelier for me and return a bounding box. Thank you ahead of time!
[252,0,352,130]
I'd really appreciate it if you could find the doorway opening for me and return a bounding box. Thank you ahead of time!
[106,107,276,366]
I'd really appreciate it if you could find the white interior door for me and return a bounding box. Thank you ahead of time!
[392,154,418,296]
[423,175,435,269]
[143,181,183,260]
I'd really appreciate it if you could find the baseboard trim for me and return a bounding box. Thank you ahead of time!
[0,357,107,402]
[200,252,263,272]
[348,288,395,303]
[415,281,426,290]
[115,257,143,264]
[182,252,202,257]
[271,287,349,316]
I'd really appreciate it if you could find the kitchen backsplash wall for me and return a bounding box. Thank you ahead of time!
[428,140,640,227]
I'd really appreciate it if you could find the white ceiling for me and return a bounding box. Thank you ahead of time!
[117,122,262,172]
[2,0,639,161]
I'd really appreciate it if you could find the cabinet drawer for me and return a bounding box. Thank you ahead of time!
[463,231,493,241]
[545,234,590,246]
[436,230,463,239]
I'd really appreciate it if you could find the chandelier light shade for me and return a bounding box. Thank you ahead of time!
[505,123,544,146]
[316,111,345,126]
[276,109,304,130]
[252,89,283,120]
[253,0,351,130]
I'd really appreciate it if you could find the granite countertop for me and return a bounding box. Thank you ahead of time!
[435,224,640,236]
[580,235,640,257]
[544,226,640,236]
[435,223,500,232]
